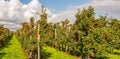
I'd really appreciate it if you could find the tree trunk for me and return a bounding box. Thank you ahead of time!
[37,24,40,59]
[55,28,57,39]
[65,45,68,53]
[65,25,70,53]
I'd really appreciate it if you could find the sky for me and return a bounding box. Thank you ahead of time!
[20,0,89,13]
[0,0,120,31]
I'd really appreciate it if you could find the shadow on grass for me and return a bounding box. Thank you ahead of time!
[0,52,6,59]
[113,52,120,55]
[90,56,109,59]
[29,47,52,59]
[0,38,12,59]
[41,51,52,59]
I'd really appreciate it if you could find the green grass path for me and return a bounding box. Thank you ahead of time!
[43,46,77,59]
[0,35,27,59]
[106,49,120,59]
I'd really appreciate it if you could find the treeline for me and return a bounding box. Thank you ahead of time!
[0,25,13,49]
[15,6,120,59]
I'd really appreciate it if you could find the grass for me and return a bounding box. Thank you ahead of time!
[0,35,27,59]
[107,54,120,59]
[43,46,120,59]
[106,49,120,59]
[114,49,120,53]
[43,46,77,59]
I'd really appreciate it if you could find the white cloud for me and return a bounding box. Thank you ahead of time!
[0,0,52,31]
[50,0,120,24]
[0,21,20,31]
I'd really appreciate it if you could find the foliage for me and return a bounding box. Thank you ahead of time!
[0,25,13,49]
[15,7,51,59]
[15,6,120,59]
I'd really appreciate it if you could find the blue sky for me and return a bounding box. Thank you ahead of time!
[20,0,89,13]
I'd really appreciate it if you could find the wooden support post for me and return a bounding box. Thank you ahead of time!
[37,24,40,59]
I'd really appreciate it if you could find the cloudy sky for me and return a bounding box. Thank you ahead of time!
[0,0,120,31]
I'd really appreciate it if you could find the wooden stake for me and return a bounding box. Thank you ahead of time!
[37,24,40,59]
